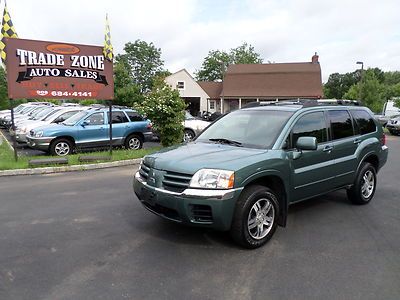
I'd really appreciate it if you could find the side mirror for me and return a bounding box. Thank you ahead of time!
[296,136,318,151]
[81,120,89,127]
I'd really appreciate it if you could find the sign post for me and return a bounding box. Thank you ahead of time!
[9,100,18,161]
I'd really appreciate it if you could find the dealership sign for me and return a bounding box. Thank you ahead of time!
[5,38,114,100]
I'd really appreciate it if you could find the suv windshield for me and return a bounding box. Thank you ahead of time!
[62,111,88,126]
[196,109,294,149]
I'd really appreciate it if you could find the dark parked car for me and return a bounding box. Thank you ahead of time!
[133,100,388,248]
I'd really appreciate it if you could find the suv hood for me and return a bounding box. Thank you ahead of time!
[143,142,268,174]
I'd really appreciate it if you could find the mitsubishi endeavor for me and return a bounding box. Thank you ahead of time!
[133,100,388,248]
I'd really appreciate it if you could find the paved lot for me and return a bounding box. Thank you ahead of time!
[0,137,399,300]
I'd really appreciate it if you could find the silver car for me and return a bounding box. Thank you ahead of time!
[183,111,210,142]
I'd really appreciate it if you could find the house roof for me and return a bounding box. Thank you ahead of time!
[197,81,223,99]
[222,62,323,98]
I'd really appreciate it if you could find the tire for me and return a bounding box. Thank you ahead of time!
[183,129,195,142]
[125,134,143,150]
[50,138,73,156]
[230,185,279,249]
[347,162,377,205]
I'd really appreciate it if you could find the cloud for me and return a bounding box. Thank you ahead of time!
[4,0,400,82]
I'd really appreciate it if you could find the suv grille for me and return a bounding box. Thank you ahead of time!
[138,162,150,180]
[189,204,213,223]
[162,171,192,193]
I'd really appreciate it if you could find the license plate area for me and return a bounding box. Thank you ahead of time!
[140,187,157,206]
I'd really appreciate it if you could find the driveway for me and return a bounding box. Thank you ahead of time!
[0,136,399,299]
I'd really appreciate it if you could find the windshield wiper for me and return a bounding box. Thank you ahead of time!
[209,138,242,147]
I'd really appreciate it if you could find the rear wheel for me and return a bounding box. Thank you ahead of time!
[50,138,73,156]
[230,185,279,249]
[125,134,143,150]
[347,162,377,205]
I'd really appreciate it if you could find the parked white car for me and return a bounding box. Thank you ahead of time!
[183,111,210,142]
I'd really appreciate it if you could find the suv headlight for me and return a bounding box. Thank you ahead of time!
[35,131,43,138]
[189,169,235,189]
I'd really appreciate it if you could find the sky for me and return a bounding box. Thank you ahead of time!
[2,0,400,82]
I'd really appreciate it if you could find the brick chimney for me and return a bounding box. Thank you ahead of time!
[312,52,319,64]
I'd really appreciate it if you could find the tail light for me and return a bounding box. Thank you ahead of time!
[380,133,386,146]
[146,122,152,129]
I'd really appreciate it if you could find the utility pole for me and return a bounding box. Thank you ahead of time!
[356,61,364,101]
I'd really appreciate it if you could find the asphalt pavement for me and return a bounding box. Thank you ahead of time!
[0,137,399,299]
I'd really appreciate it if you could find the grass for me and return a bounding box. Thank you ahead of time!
[0,141,161,171]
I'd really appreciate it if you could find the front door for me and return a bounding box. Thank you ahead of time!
[77,112,108,148]
[288,111,335,202]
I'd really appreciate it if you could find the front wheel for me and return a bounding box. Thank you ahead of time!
[230,185,279,249]
[50,138,73,156]
[347,162,377,205]
[125,134,143,150]
[183,129,195,142]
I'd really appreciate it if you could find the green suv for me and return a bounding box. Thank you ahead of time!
[133,100,388,248]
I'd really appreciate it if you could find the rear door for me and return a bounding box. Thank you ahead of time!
[289,111,335,201]
[326,110,358,187]
[107,111,130,145]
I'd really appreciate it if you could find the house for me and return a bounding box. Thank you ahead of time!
[164,69,210,116]
[165,53,323,115]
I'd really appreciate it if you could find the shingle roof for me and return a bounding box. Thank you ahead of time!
[197,81,223,99]
[221,62,323,98]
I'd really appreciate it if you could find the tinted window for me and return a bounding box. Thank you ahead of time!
[292,112,327,147]
[126,111,144,122]
[53,111,79,123]
[196,110,294,149]
[350,110,376,135]
[107,111,129,124]
[328,110,354,140]
[85,112,104,125]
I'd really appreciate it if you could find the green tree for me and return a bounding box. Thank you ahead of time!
[116,40,164,93]
[113,60,143,107]
[383,71,400,85]
[344,69,386,112]
[195,42,263,81]
[136,79,186,147]
[0,67,9,110]
[323,72,359,99]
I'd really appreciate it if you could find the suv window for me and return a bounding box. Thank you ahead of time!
[126,111,144,122]
[327,110,354,140]
[85,112,104,125]
[53,111,79,123]
[107,111,129,124]
[350,110,376,135]
[291,112,327,147]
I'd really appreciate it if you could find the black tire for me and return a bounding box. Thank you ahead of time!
[347,162,377,205]
[230,185,279,249]
[125,134,143,150]
[183,129,195,142]
[50,138,73,156]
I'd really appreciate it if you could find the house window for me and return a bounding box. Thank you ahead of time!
[177,81,185,89]
[209,100,215,110]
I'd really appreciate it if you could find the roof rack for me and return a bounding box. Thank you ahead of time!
[241,99,362,109]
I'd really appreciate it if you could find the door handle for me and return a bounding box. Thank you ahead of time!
[354,138,361,144]
[323,145,333,153]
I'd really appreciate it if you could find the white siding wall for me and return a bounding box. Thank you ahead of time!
[165,70,210,113]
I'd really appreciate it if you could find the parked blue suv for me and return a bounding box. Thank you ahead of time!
[26,107,152,156]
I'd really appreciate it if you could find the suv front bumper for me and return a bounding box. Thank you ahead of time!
[26,136,55,151]
[133,171,243,231]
